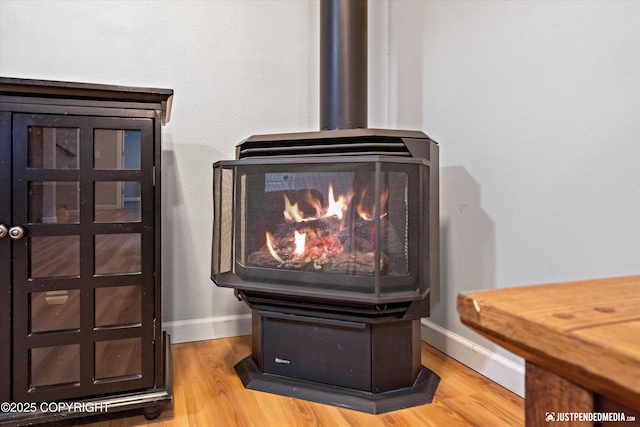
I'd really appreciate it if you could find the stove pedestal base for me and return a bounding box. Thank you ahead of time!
[235,356,440,414]
[236,310,440,414]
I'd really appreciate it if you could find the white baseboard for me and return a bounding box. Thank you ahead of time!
[162,313,252,344]
[421,319,525,397]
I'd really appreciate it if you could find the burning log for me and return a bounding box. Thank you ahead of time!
[253,217,343,270]
[273,217,336,241]
[331,252,388,275]
[246,183,397,275]
[248,216,389,275]
[247,250,280,267]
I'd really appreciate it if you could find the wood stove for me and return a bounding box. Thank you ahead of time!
[211,129,439,413]
[211,0,440,414]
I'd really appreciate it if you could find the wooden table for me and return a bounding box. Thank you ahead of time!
[457,275,640,426]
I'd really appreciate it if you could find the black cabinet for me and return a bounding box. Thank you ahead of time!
[0,78,173,425]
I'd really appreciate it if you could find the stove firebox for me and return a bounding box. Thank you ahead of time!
[212,129,440,413]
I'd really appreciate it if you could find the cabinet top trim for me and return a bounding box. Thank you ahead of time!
[0,77,173,125]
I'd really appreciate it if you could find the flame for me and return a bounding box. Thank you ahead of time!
[265,232,284,263]
[282,184,353,223]
[305,190,324,219]
[294,230,306,256]
[357,187,373,220]
[266,230,306,263]
[357,186,389,221]
[380,185,389,217]
[357,207,373,221]
[325,184,351,220]
[283,194,305,223]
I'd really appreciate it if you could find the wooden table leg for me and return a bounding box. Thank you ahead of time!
[526,362,594,426]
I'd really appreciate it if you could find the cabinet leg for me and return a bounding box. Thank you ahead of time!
[143,405,163,421]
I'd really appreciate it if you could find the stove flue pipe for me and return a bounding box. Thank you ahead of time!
[320,0,368,130]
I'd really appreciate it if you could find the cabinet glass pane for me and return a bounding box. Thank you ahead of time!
[95,285,141,327]
[94,130,141,170]
[95,181,141,223]
[28,127,79,169]
[95,233,141,275]
[31,236,80,279]
[30,290,80,333]
[95,338,141,380]
[29,181,79,224]
[30,344,80,388]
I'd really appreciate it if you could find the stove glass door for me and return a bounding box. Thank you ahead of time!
[218,159,423,298]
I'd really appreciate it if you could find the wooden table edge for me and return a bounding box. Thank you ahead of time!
[457,292,640,412]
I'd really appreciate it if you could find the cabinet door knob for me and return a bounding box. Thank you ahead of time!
[0,224,7,239]
[9,226,25,240]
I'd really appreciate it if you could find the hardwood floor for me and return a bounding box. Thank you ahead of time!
[83,336,524,427]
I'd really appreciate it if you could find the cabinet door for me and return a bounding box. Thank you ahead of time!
[11,114,156,402]
[0,112,11,403]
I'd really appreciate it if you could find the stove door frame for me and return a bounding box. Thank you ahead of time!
[212,155,431,305]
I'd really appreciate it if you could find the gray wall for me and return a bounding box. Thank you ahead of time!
[1,1,638,380]
[387,1,640,363]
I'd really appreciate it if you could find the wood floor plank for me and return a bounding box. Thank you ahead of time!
[445,392,524,427]
[80,336,523,426]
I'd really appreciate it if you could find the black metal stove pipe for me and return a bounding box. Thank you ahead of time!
[320,0,368,130]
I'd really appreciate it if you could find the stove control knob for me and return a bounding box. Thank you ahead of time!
[0,224,7,239]
[9,226,25,240]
